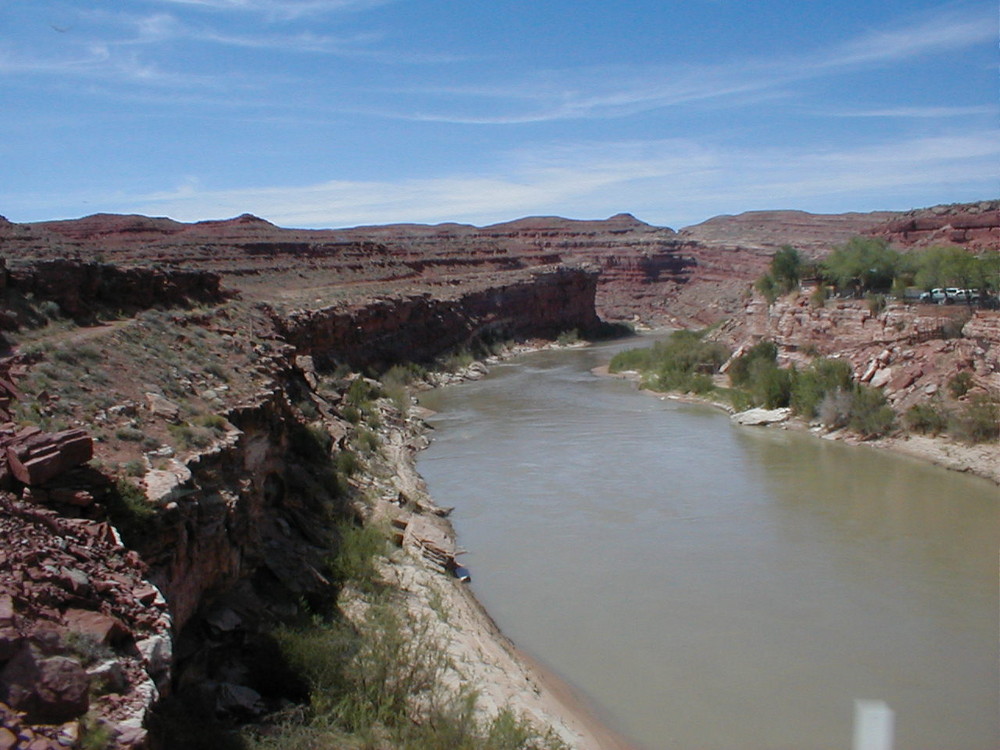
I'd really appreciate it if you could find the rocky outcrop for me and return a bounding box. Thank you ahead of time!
[679,209,899,254]
[868,201,1000,250]
[714,293,1000,412]
[2,427,93,487]
[137,389,340,636]
[0,496,171,748]
[3,260,225,324]
[277,266,602,371]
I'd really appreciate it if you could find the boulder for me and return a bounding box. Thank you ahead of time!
[731,407,792,426]
[62,609,130,647]
[5,428,93,486]
[0,647,89,723]
[145,392,181,423]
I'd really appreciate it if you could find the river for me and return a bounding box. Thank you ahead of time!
[415,338,999,750]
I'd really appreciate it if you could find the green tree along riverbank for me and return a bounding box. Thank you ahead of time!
[609,330,999,444]
[754,238,1000,303]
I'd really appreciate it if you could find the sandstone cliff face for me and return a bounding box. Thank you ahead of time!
[138,389,338,636]
[4,260,225,324]
[868,201,1000,250]
[277,266,601,371]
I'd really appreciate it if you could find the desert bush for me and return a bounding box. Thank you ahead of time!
[204,361,230,381]
[745,358,792,408]
[790,358,853,418]
[754,273,779,304]
[38,300,62,321]
[263,601,566,750]
[866,293,887,315]
[328,521,385,589]
[809,283,828,308]
[105,478,157,544]
[610,330,730,390]
[727,340,778,388]
[115,427,145,442]
[353,428,380,454]
[947,371,974,398]
[335,450,359,477]
[948,395,1000,443]
[556,329,580,346]
[168,423,214,450]
[296,398,320,420]
[818,387,854,430]
[847,385,895,438]
[124,459,146,477]
[904,402,949,435]
[346,377,380,407]
[439,348,476,373]
[288,422,333,464]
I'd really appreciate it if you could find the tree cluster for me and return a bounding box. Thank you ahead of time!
[754,238,1000,302]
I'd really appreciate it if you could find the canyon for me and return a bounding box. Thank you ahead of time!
[0,199,996,748]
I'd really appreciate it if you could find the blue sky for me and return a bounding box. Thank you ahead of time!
[1,0,997,229]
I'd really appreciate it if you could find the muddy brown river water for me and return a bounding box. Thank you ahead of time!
[416,338,999,750]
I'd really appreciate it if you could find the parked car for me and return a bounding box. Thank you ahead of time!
[919,287,954,303]
[918,287,980,304]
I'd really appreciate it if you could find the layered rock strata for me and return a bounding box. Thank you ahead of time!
[714,293,1000,415]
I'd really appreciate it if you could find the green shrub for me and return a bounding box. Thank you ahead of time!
[80,714,114,750]
[169,423,214,450]
[949,395,1000,443]
[790,358,853,418]
[335,450,359,477]
[105,478,157,544]
[809,284,828,308]
[818,387,854,430]
[346,377,380,407]
[847,385,895,438]
[354,428,380,454]
[947,371,974,398]
[610,330,730,393]
[905,402,949,435]
[329,521,384,588]
[38,300,62,321]
[204,361,230,381]
[124,459,146,477]
[744,358,792,408]
[263,602,567,750]
[866,293,887,315]
[727,340,778,388]
[556,329,580,346]
[440,349,476,373]
[115,427,145,442]
[754,274,779,304]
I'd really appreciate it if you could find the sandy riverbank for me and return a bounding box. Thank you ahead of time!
[594,364,1000,487]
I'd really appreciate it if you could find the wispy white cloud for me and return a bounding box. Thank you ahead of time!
[828,105,996,118]
[147,0,394,20]
[71,129,992,229]
[821,10,996,68]
[379,7,997,124]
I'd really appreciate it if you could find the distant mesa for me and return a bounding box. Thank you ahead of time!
[196,213,276,228]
